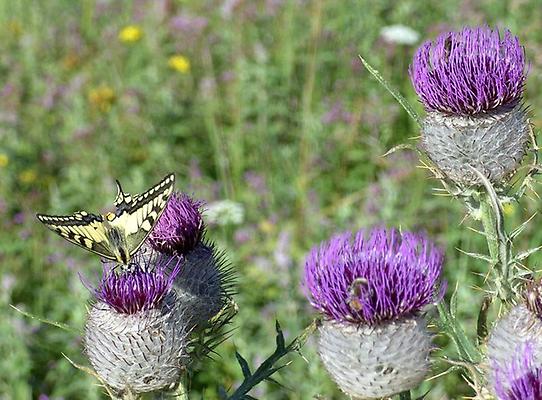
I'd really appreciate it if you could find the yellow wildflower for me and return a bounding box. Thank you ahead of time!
[0,154,8,167]
[119,25,142,43]
[19,169,37,184]
[168,55,191,74]
[88,85,116,112]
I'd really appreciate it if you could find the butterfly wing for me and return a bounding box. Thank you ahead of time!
[111,173,175,258]
[36,211,117,260]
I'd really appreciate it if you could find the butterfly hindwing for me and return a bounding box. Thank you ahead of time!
[36,212,117,260]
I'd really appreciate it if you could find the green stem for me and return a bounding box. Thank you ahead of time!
[478,191,512,303]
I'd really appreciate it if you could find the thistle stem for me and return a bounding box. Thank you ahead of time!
[478,191,512,303]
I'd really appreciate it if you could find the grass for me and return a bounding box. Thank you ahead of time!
[2,0,542,398]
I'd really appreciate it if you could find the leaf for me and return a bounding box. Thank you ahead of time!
[10,305,79,334]
[275,320,285,351]
[436,301,481,365]
[455,248,493,263]
[514,245,542,262]
[358,55,421,126]
[235,352,252,378]
[510,213,537,240]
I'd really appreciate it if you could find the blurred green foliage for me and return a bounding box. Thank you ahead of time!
[2,0,542,398]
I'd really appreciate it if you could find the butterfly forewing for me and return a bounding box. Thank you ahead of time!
[36,212,117,260]
[111,173,175,256]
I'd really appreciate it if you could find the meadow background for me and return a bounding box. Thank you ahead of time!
[2,0,542,399]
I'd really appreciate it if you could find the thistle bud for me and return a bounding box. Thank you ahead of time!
[410,26,529,186]
[304,227,444,399]
[172,243,234,331]
[84,257,190,394]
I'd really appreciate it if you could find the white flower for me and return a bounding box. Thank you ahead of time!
[380,25,420,45]
[205,200,244,226]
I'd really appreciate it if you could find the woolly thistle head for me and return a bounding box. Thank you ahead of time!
[493,342,542,400]
[84,256,191,394]
[171,242,236,331]
[148,192,205,256]
[488,282,542,384]
[410,26,527,115]
[303,227,444,325]
[410,26,531,186]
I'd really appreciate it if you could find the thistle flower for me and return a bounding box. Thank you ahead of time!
[84,256,191,394]
[488,281,542,373]
[492,342,542,400]
[148,192,205,256]
[304,227,444,399]
[410,26,530,186]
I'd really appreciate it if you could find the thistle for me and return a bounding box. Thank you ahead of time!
[488,280,542,373]
[169,242,235,331]
[148,192,205,256]
[492,342,542,400]
[304,227,444,399]
[410,26,530,186]
[84,256,191,394]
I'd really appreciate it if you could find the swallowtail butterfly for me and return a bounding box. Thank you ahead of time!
[36,173,175,266]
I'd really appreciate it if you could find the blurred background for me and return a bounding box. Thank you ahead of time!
[2,0,542,398]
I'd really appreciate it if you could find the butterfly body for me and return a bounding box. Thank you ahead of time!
[37,173,175,266]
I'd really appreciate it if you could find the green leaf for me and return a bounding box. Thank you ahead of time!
[235,351,252,379]
[358,55,421,127]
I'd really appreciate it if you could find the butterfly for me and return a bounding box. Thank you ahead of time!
[36,173,175,266]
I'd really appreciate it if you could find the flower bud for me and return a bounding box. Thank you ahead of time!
[172,243,233,331]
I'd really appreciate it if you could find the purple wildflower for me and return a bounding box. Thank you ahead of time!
[410,26,527,115]
[493,342,542,400]
[304,227,444,324]
[148,192,205,256]
[95,258,181,314]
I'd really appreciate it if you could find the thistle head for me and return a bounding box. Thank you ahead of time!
[148,192,205,256]
[488,283,542,384]
[305,227,443,399]
[84,256,190,394]
[410,26,527,115]
[493,342,542,400]
[94,261,180,314]
[303,227,444,325]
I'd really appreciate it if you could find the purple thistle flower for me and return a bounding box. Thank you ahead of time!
[95,257,181,314]
[410,26,527,115]
[304,227,444,325]
[493,342,542,400]
[148,192,205,256]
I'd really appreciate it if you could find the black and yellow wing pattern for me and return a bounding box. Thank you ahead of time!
[36,173,175,265]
